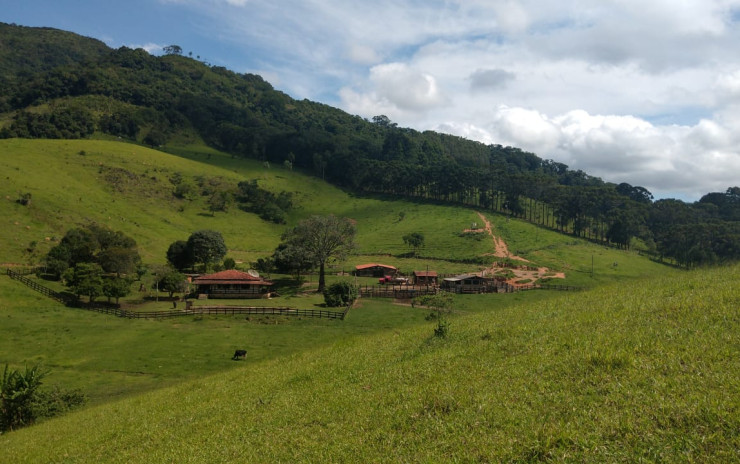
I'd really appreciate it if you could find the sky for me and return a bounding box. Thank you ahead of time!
[4,0,740,201]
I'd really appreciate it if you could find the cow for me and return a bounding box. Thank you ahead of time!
[232,349,247,360]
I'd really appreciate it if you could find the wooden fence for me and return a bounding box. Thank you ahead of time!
[517,283,583,292]
[124,305,349,320]
[358,285,439,299]
[6,269,349,320]
[358,281,581,298]
[6,268,74,304]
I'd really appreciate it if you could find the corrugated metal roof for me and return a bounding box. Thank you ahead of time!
[355,263,398,270]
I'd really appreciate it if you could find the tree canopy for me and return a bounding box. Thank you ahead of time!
[279,215,355,292]
[186,230,227,272]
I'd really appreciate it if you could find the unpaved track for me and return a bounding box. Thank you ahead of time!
[474,212,565,286]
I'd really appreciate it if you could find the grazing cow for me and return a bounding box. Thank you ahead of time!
[232,349,247,360]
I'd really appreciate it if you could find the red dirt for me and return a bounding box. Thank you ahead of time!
[473,212,565,286]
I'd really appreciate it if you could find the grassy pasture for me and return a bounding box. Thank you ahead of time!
[1,139,672,288]
[0,273,557,405]
[2,264,738,462]
[0,138,730,461]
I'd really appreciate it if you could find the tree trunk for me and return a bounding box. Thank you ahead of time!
[318,261,326,293]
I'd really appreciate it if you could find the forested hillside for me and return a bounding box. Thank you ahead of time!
[1,22,739,267]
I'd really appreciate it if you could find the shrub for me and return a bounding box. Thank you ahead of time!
[323,281,358,307]
[0,364,45,432]
[0,364,86,432]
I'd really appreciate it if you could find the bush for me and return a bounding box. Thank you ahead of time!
[31,386,86,420]
[323,281,358,307]
[0,364,84,432]
[0,364,44,432]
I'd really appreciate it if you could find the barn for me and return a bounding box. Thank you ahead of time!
[413,270,438,286]
[192,269,273,299]
[354,263,398,277]
[441,274,497,293]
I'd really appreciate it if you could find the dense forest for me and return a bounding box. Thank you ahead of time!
[1,22,739,267]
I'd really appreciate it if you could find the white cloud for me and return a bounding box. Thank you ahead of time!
[435,107,740,199]
[340,62,449,117]
[345,44,381,65]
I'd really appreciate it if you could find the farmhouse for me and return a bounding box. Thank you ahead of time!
[413,270,438,286]
[354,263,398,277]
[441,274,497,293]
[192,269,273,299]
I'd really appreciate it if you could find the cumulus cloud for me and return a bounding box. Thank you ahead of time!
[435,106,740,199]
[341,62,449,116]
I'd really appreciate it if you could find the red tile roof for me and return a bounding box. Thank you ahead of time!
[193,270,272,285]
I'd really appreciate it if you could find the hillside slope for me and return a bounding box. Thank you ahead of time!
[2,265,738,462]
[1,138,673,286]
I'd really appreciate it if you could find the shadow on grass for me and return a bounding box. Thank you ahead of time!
[270,277,306,297]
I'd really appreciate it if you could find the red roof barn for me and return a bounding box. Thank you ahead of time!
[413,270,438,286]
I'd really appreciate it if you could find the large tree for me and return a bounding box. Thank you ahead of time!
[166,240,193,271]
[63,262,104,302]
[186,230,227,272]
[279,215,355,292]
[157,270,188,298]
[44,225,140,279]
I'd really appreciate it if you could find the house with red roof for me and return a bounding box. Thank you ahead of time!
[192,269,273,299]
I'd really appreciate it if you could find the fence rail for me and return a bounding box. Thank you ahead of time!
[358,285,438,299]
[124,306,348,320]
[6,268,73,304]
[359,281,581,298]
[6,269,349,320]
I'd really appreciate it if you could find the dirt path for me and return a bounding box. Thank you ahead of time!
[475,212,529,262]
[473,212,565,286]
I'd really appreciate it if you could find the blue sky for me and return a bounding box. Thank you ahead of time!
[4,0,740,200]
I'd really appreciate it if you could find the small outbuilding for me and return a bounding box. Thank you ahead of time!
[354,263,398,277]
[413,270,438,286]
[441,274,496,293]
[192,269,273,299]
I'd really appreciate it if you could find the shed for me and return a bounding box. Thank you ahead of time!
[441,274,496,293]
[192,269,273,299]
[354,263,398,277]
[413,270,438,286]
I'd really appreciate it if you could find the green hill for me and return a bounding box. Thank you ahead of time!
[1,138,669,285]
[2,264,737,462]
[0,23,109,87]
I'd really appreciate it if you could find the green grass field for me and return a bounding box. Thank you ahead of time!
[2,263,738,462]
[3,138,723,462]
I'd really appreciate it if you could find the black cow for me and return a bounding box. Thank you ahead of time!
[232,349,247,360]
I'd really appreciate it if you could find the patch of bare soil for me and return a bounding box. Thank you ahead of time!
[474,212,565,287]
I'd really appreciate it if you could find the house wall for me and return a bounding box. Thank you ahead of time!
[196,284,268,299]
[355,267,396,277]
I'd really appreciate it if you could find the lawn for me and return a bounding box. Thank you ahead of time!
[2,264,738,462]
